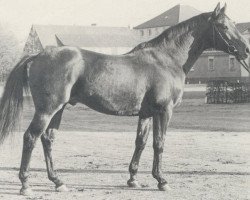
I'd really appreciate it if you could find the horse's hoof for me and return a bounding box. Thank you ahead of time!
[20,187,33,196]
[158,182,171,191]
[127,179,140,188]
[56,184,69,192]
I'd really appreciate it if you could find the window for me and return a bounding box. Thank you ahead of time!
[155,27,158,34]
[208,57,215,71]
[140,30,144,36]
[229,56,236,71]
[190,66,195,72]
[148,29,151,36]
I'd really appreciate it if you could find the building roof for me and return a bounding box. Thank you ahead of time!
[134,4,201,29]
[33,25,144,48]
[57,33,142,47]
[236,22,250,33]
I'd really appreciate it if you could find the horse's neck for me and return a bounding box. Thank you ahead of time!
[179,32,207,74]
[141,16,208,74]
[162,18,208,74]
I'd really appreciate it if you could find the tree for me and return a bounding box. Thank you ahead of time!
[0,24,21,82]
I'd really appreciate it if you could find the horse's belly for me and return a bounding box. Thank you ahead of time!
[78,86,144,116]
[75,63,147,115]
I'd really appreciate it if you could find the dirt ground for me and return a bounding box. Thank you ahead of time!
[0,97,249,199]
[0,131,249,200]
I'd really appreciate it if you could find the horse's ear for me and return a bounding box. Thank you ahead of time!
[220,3,227,15]
[211,3,221,19]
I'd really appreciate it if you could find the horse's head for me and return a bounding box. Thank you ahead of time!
[208,3,250,72]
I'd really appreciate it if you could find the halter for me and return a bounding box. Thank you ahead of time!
[212,23,237,54]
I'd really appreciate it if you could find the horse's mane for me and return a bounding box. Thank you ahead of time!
[129,12,210,53]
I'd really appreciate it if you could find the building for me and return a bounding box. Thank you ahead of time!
[237,22,250,42]
[23,25,145,55]
[23,4,202,56]
[134,4,201,39]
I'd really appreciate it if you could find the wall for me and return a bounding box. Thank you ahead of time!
[186,51,242,83]
[136,26,169,40]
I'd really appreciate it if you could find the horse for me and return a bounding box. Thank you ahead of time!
[0,3,249,195]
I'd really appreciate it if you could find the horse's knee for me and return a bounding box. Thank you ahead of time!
[153,136,164,153]
[41,129,56,149]
[135,137,147,150]
[153,139,164,153]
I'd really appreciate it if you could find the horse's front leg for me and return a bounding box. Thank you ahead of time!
[152,102,173,191]
[127,117,152,188]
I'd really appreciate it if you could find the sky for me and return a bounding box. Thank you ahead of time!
[0,0,250,42]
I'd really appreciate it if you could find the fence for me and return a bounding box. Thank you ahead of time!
[206,80,250,104]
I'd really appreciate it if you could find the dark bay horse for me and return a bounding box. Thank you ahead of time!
[0,3,249,195]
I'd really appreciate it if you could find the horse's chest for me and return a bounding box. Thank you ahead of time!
[170,86,182,106]
[171,80,184,107]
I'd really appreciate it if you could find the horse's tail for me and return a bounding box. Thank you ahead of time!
[0,54,37,144]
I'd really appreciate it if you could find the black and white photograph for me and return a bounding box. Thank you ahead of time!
[0,0,249,199]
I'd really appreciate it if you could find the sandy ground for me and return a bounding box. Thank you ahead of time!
[0,131,249,200]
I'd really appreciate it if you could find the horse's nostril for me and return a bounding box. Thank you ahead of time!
[246,47,250,54]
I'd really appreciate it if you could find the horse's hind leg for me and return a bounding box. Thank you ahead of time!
[19,109,61,196]
[41,105,68,192]
[127,117,151,188]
